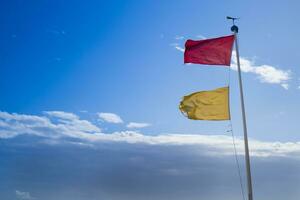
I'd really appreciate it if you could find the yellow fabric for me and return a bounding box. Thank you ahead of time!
[179,87,230,120]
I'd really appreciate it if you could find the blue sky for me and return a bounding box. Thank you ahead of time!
[1,1,300,200]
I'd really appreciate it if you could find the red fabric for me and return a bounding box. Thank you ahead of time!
[184,35,234,66]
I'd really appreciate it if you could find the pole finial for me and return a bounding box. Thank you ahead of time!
[226,16,239,33]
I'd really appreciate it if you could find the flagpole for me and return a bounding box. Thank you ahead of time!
[230,21,254,200]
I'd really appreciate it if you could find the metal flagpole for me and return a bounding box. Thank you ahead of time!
[227,17,254,200]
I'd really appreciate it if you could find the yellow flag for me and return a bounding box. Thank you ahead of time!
[179,87,230,120]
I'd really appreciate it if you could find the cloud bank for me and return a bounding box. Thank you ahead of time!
[2,140,299,200]
[1,111,300,158]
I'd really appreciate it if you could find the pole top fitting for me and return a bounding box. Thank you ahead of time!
[226,16,239,33]
[231,25,239,33]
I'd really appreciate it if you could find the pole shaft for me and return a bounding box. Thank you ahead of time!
[233,32,253,200]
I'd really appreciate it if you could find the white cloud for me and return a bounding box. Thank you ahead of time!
[16,190,35,200]
[170,42,185,52]
[170,41,185,52]
[281,83,289,90]
[1,111,300,158]
[0,111,100,139]
[126,122,151,129]
[231,51,291,89]
[45,111,78,120]
[97,112,123,123]
[45,111,101,133]
[174,46,185,52]
[82,132,300,158]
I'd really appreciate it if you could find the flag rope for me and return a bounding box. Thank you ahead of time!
[228,65,246,200]
[229,121,246,200]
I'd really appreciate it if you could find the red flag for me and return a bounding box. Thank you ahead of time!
[184,35,234,66]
